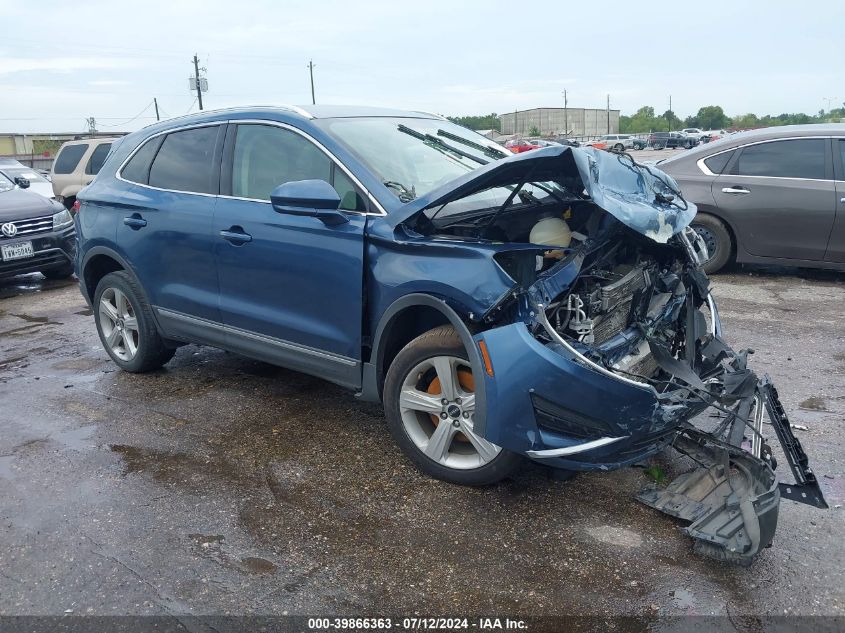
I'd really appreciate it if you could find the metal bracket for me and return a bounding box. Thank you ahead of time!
[761,375,828,509]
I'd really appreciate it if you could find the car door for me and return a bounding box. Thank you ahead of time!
[213,122,368,388]
[826,138,845,263]
[116,124,225,325]
[711,137,835,261]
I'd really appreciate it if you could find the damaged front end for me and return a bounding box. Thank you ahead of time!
[394,146,827,563]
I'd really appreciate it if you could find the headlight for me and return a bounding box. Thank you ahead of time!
[52,208,73,229]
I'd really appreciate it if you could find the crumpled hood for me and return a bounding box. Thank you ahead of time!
[387,145,696,244]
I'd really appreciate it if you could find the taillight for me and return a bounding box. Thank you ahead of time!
[71,200,81,214]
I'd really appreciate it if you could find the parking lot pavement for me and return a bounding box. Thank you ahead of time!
[0,269,843,619]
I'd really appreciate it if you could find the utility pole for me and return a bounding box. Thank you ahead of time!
[562,89,568,136]
[154,98,160,121]
[192,54,204,111]
[86,117,96,137]
[606,94,610,134]
[308,60,316,105]
[668,95,672,131]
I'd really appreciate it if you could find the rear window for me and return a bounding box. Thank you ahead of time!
[53,144,88,174]
[733,139,826,180]
[85,143,112,175]
[703,150,735,175]
[148,126,220,194]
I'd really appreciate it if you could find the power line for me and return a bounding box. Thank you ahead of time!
[98,101,155,127]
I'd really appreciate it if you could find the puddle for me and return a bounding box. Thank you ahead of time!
[241,556,277,574]
[799,396,827,411]
[189,533,225,546]
[9,313,50,323]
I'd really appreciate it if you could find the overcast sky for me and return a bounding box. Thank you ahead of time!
[0,0,841,133]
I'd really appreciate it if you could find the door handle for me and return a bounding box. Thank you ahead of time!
[722,186,750,195]
[840,197,845,204]
[219,227,252,244]
[123,214,147,229]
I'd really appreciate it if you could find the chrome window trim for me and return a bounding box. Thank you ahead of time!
[224,119,387,216]
[115,118,388,216]
[696,135,842,181]
[115,121,225,198]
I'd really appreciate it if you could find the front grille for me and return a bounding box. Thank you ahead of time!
[1,215,54,238]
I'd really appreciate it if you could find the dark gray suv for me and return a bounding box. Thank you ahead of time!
[659,124,845,273]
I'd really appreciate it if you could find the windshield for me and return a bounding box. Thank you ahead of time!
[0,172,14,193]
[1,166,49,183]
[316,117,509,201]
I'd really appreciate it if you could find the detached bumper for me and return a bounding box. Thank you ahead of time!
[474,323,702,471]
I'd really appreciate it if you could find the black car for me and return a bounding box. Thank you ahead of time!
[0,172,76,279]
[648,131,697,150]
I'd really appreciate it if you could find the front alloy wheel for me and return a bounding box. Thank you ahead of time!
[384,325,522,485]
[399,355,499,469]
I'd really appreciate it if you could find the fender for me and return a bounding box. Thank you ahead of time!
[78,246,165,334]
[358,293,489,438]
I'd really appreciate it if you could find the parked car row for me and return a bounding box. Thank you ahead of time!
[659,123,845,273]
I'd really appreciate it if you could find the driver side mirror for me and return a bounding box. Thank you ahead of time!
[270,180,348,226]
[14,176,30,189]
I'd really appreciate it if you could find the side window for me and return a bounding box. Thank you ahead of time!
[231,124,364,210]
[85,143,112,175]
[53,144,88,174]
[149,126,220,194]
[121,137,162,185]
[839,140,845,178]
[733,139,826,179]
[703,149,735,175]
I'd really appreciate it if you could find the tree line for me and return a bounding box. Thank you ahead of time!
[448,105,844,135]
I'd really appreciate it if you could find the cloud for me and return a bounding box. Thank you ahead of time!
[88,79,131,87]
[0,57,143,75]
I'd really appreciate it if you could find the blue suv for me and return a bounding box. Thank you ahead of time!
[76,105,824,562]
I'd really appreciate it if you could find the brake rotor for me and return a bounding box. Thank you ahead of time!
[427,367,474,442]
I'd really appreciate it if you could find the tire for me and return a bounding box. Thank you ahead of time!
[93,271,175,372]
[691,214,733,274]
[41,264,74,280]
[613,143,624,152]
[62,195,76,211]
[383,325,523,485]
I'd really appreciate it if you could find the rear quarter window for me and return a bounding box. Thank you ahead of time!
[120,137,163,185]
[702,150,735,175]
[53,144,88,174]
[148,126,220,194]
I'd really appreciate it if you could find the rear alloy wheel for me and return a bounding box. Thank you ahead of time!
[94,271,175,372]
[384,325,522,485]
[691,214,733,274]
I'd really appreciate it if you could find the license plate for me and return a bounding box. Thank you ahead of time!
[1,241,34,261]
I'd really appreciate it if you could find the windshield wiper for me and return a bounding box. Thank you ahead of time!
[383,180,416,203]
[397,124,488,166]
[436,129,508,160]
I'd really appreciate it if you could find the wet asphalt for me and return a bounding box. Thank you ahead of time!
[0,265,842,620]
